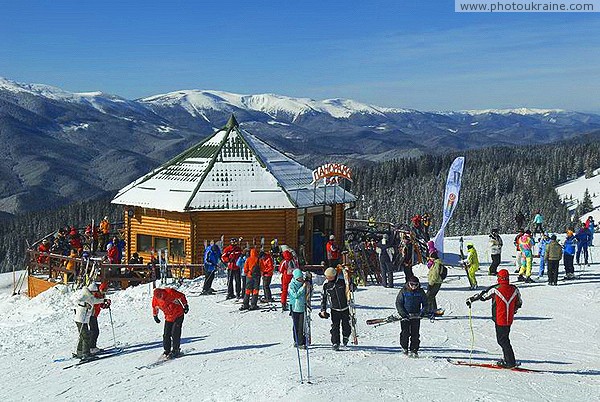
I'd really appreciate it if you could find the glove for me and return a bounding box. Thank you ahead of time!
[184,305,189,314]
[153,315,160,324]
[466,297,474,307]
[400,315,409,322]
[103,299,111,308]
[319,311,330,319]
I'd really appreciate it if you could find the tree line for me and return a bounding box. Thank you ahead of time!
[350,135,600,237]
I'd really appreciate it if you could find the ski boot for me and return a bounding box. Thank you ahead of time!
[409,351,419,358]
[517,275,525,282]
[343,337,349,347]
[496,359,516,368]
[168,349,181,359]
[402,348,408,356]
[524,277,534,283]
[249,294,259,310]
[332,343,340,351]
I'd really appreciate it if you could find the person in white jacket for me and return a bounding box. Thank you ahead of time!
[74,283,106,360]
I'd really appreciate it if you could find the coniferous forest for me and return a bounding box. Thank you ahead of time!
[0,135,598,273]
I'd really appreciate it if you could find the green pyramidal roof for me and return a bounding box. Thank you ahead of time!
[112,114,355,212]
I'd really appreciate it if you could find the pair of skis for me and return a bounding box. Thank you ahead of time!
[343,267,359,345]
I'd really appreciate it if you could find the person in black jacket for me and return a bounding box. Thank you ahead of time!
[319,267,351,350]
[395,276,429,357]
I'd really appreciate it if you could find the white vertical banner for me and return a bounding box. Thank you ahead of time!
[433,157,465,255]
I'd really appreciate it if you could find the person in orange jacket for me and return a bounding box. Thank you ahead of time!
[99,216,110,250]
[241,248,261,310]
[279,249,297,311]
[260,250,274,302]
[152,287,189,359]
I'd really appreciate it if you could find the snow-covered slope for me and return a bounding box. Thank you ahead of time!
[556,168,600,222]
[141,89,415,121]
[1,234,598,401]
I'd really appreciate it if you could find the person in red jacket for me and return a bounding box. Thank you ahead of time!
[152,287,189,358]
[222,238,243,300]
[466,269,523,368]
[279,249,297,311]
[106,243,119,264]
[90,282,111,354]
[326,235,341,268]
[260,250,274,302]
[37,238,51,264]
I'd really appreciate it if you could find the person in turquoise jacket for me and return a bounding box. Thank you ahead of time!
[288,269,307,348]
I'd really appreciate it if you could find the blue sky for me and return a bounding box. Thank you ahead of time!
[1,0,599,111]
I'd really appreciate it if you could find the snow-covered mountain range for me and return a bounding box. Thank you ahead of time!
[1,76,600,214]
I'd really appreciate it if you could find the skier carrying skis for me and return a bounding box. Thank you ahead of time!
[201,240,221,295]
[74,283,108,361]
[395,276,430,357]
[319,267,351,350]
[279,249,297,311]
[466,269,522,368]
[288,268,308,348]
[376,234,395,288]
[461,243,479,290]
[152,287,189,359]
[240,248,261,310]
[89,282,111,354]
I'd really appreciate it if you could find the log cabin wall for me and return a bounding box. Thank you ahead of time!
[127,207,192,264]
[333,203,346,244]
[192,209,296,263]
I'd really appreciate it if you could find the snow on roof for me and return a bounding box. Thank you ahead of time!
[112,115,356,212]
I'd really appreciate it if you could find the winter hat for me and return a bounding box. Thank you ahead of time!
[497,269,509,284]
[282,250,293,261]
[329,235,335,240]
[427,241,437,255]
[88,282,99,292]
[566,230,574,236]
[106,243,113,250]
[550,234,557,241]
[324,267,337,279]
[293,269,304,280]
[408,276,420,286]
[466,243,474,249]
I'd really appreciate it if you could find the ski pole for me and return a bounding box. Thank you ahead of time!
[304,302,311,383]
[468,304,474,364]
[292,314,304,384]
[108,306,117,348]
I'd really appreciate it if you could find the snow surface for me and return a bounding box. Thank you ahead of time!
[556,168,600,223]
[1,234,599,402]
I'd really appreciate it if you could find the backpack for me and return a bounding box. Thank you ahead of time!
[440,263,448,280]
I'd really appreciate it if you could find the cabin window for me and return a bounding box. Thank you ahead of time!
[137,234,153,252]
[155,237,168,251]
[170,238,185,257]
[136,234,185,257]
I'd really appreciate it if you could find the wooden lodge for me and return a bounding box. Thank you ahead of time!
[112,115,356,268]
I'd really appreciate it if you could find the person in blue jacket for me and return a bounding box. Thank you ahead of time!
[575,224,592,266]
[395,276,430,357]
[288,269,308,348]
[201,241,221,295]
[563,230,577,280]
[537,234,550,278]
